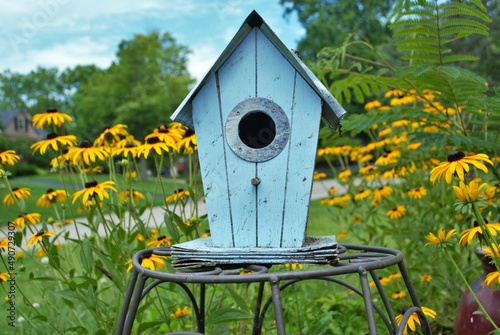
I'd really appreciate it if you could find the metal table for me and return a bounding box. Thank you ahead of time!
[117,244,431,335]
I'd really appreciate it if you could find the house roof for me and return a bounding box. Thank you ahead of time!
[0,109,47,138]
[171,10,346,133]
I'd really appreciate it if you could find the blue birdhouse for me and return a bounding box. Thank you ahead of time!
[170,10,346,266]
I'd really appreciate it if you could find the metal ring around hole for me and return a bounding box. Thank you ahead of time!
[225,97,290,162]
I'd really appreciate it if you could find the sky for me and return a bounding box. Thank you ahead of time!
[0,0,305,82]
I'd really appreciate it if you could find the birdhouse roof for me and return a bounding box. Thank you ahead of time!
[171,10,346,132]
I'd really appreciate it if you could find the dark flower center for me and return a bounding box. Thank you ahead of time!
[158,125,169,133]
[174,188,184,194]
[146,136,161,144]
[158,235,166,241]
[47,108,58,113]
[12,187,19,191]
[447,151,465,162]
[46,188,55,194]
[185,129,195,137]
[80,140,93,148]
[85,180,99,188]
[47,132,58,140]
[124,143,136,148]
[35,231,46,237]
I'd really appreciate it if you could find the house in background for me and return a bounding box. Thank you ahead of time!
[0,109,46,141]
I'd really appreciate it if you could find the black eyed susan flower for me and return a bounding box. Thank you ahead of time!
[484,271,500,289]
[145,124,184,147]
[354,189,372,201]
[326,194,352,207]
[3,187,31,206]
[483,244,500,259]
[30,133,77,155]
[165,189,191,203]
[387,206,406,219]
[430,151,493,184]
[372,185,393,204]
[0,237,8,252]
[72,180,117,204]
[453,180,487,204]
[0,150,20,166]
[26,231,56,248]
[0,272,11,282]
[421,274,432,282]
[337,169,352,182]
[135,136,171,159]
[375,150,401,166]
[364,100,381,110]
[94,124,129,147]
[32,108,72,128]
[36,189,67,208]
[313,171,327,181]
[114,141,140,158]
[118,190,145,203]
[459,223,500,246]
[178,129,197,154]
[425,229,456,246]
[80,166,103,174]
[147,235,173,248]
[126,254,168,272]
[12,213,41,230]
[170,306,191,319]
[68,140,109,165]
[395,306,437,335]
[392,291,406,299]
[407,187,428,200]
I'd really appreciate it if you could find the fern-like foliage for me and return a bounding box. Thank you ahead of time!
[390,0,490,65]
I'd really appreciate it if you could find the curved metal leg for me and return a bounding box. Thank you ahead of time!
[270,276,286,335]
[359,267,378,335]
[122,273,148,334]
[117,269,139,335]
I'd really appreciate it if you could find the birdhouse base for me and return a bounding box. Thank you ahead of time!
[170,235,337,269]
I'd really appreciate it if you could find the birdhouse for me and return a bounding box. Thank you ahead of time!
[170,10,346,266]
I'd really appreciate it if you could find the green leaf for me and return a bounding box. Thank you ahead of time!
[137,321,164,333]
[205,308,253,326]
[80,238,94,275]
[164,210,180,242]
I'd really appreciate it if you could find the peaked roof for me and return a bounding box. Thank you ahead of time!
[0,109,47,138]
[171,10,346,133]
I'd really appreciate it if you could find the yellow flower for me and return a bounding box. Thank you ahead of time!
[3,187,31,206]
[453,180,487,204]
[32,108,72,128]
[375,150,400,165]
[178,129,197,154]
[36,189,67,208]
[170,306,191,319]
[12,213,41,230]
[459,223,500,246]
[147,235,173,248]
[421,274,432,282]
[145,124,184,148]
[385,89,404,98]
[0,272,11,282]
[387,206,406,219]
[68,140,109,165]
[118,190,145,203]
[127,254,168,272]
[396,306,436,335]
[94,124,129,146]
[30,133,77,155]
[165,189,191,203]
[26,231,56,248]
[326,194,352,207]
[483,244,500,259]
[135,136,171,158]
[372,186,393,204]
[354,189,372,201]
[378,128,392,138]
[407,187,427,200]
[483,271,500,289]
[113,142,140,158]
[392,291,406,299]
[337,229,347,240]
[364,100,381,110]
[0,150,20,166]
[425,229,456,246]
[337,169,352,182]
[0,238,8,252]
[313,171,327,181]
[430,151,493,184]
[72,180,117,204]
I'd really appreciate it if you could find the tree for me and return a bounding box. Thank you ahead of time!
[73,31,193,141]
[280,0,396,61]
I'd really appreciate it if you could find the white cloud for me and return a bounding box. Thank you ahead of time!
[187,41,223,82]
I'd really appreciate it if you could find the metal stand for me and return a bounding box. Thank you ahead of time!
[117,244,431,335]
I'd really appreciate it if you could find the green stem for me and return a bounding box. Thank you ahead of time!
[446,249,500,332]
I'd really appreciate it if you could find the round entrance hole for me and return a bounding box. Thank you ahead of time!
[238,111,276,149]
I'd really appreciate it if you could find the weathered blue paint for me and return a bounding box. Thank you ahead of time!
[171,10,346,256]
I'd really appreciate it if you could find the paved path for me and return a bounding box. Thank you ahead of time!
[2,179,345,247]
